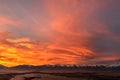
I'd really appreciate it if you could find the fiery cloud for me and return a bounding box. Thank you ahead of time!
[0,0,119,66]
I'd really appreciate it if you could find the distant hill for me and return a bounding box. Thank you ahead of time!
[10,65,36,70]
[1,64,120,71]
[10,65,54,71]
[0,64,7,69]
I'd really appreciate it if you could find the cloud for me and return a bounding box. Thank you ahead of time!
[0,0,120,66]
[43,0,120,65]
[85,33,120,54]
[94,57,120,65]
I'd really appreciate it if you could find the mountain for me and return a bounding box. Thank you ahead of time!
[0,64,7,69]
[10,65,36,70]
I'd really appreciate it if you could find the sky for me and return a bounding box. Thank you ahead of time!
[0,0,120,66]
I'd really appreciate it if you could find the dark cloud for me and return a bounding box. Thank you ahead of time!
[85,33,120,55]
[85,34,120,58]
[98,0,120,35]
[85,1,120,57]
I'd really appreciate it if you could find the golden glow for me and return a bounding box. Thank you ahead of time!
[0,36,94,66]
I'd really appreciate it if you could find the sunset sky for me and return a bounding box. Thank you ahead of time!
[0,0,120,66]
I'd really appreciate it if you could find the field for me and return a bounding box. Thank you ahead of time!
[0,69,120,80]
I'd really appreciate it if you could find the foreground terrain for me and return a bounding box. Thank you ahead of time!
[0,65,120,80]
[0,70,120,80]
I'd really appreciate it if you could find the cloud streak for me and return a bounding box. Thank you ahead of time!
[0,0,119,66]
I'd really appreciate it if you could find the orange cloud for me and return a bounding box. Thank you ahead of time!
[0,0,119,66]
